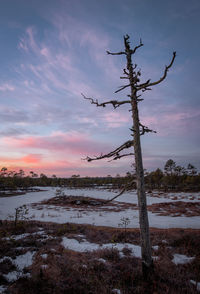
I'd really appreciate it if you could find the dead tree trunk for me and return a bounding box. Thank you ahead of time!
[82,34,176,278]
[124,37,153,274]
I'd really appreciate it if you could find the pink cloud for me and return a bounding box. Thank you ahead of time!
[141,108,200,136]
[17,23,111,103]
[103,111,130,128]
[0,83,15,92]
[0,153,78,176]
[4,131,110,155]
[51,14,120,81]
[21,154,43,164]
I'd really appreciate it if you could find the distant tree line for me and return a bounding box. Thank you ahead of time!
[0,159,199,192]
[145,159,199,191]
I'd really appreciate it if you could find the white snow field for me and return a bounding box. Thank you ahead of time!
[0,187,200,229]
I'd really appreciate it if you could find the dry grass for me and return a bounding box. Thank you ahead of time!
[0,221,200,293]
[31,195,137,212]
[148,201,200,217]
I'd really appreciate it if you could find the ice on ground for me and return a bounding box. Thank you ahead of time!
[27,204,200,229]
[61,237,141,258]
[172,253,195,265]
[1,187,200,229]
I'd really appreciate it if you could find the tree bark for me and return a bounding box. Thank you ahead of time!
[125,38,153,276]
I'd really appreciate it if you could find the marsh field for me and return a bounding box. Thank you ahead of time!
[0,187,200,293]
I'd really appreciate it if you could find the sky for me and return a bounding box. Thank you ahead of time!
[0,0,200,177]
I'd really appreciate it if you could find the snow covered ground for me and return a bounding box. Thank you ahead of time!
[61,236,141,258]
[0,187,200,229]
[0,251,35,282]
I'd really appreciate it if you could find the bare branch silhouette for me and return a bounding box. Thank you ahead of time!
[84,140,133,162]
[81,93,131,109]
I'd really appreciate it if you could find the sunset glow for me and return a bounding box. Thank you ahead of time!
[0,0,199,176]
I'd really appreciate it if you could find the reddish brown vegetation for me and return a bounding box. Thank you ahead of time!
[32,195,137,212]
[148,201,200,217]
[0,221,200,293]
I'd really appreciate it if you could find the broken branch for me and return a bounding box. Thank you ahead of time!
[106,178,136,203]
[130,38,144,55]
[115,84,131,93]
[84,140,133,162]
[137,52,176,91]
[81,93,131,109]
[106,50,126,55]
[148,52,176,87]
[108,153,134,162]
[139,123,156,136]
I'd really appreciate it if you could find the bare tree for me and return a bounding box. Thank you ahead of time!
[82,34,176,278]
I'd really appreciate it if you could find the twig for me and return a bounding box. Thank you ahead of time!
[115,84,131,93]
[130,38,144,55]
[106,50,126,55]
[139,123,156,135]
[84,140,133,162]
[137,52,176,91]
[105,179,136,203]
[81,93,131,109]
[108,153,134,162]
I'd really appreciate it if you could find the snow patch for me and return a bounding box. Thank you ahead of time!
[61,237,141,258]
[3,251,35,282]
[0,285,7,294]
[172,254,195,265]
[3,233,30,241]
[13,251,35,270]
[190,280,200,291]
[112,289,121,294]
[62,237,99,252]
[98,258,107,263]
[1,187,200,229]
[41,264,48,269]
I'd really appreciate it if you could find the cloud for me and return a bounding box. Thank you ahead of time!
[103,111,130,128]
[142,107,200,137]
[0,153,42,167]
[0,1,199,176]
[0,127,32,137]
[21,154,43,164]
[0,107,29,124]
[0,154,78,176]
[3,131,110,156]
[50,13,120,81]
[18,26,39,54]
[16,24,106,102]
[0,83,15,91]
